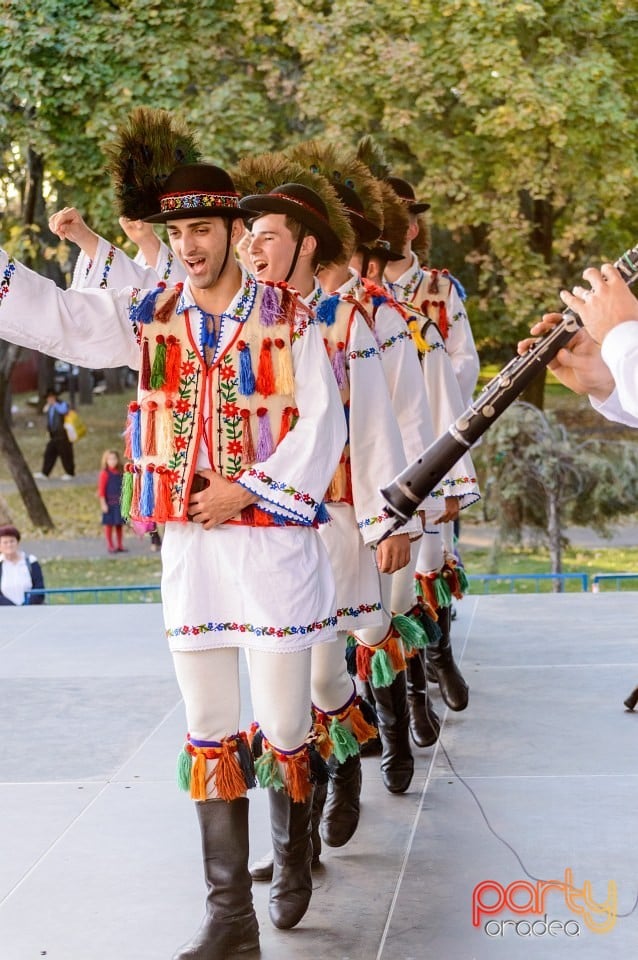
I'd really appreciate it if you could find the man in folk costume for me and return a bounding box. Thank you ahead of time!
[370,168,479,716]
[0,154,348,958]
[285,142,446,783]
[233,154,420,863]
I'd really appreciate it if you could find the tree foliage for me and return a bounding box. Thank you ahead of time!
[476,402,638,583]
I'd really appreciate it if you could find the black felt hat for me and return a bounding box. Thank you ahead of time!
[144,164,249,223]
[384,176,430,214]
[239,182,343,262]
[333,182,381,244]
[364,239,404,263]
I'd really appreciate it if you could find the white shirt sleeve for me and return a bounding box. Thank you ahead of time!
[598,321,638,422]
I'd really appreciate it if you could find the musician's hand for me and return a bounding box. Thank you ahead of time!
[432,496,460,524]
[376,533,411,573]
[48,207,99,259]
[521,312,615,401]
[560,263,638,345]
[188,470,258,530]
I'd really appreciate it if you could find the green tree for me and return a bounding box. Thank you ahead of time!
[476,401,638,587]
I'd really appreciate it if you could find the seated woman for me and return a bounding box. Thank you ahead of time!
[0,525,45,605]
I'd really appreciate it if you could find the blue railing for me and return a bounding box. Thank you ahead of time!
[466,573,589,593]
[25,585,161,604]
[591,573,638,592]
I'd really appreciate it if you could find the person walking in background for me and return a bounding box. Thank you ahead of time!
[34,388,75,480]
[0,525,45,605]
[98,449,126,553]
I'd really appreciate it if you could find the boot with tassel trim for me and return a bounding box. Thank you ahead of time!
[172,797,259,960]
[406,649,441,748]
[426,604,469,711]
[370,671,414,794]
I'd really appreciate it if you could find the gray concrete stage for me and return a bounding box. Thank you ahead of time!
[1,593,637,960]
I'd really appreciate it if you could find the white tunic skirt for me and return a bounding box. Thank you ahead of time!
[162,521,338,654]
[318,502,385,633]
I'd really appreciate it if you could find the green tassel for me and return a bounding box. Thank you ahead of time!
[328,717,359,764]
[120,470,134,520]
[177,747,192,792]
[371,648,396,688]
[150,337,167,389]
[434,574,452,607]
[414,577,424,599]
[392,613,426,653]
[255,750,285,790]
[457,564,469,593]
[419,611,442,644]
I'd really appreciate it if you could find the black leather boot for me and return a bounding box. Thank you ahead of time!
[370,672,414,794]
[321,752,361,847]
[172,797,259,960]
[426,605,469,711]
[268,788,313,929]
[406,650,441,747]
[249,782,326,882]
[624,687,638,710]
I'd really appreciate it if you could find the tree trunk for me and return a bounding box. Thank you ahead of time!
[78,367,93,405]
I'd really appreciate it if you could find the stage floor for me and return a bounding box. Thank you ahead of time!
[1,592,637,959]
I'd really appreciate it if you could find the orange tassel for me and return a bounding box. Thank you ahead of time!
[215,741,248,801]
[349,704,378,745]
[256,337,275,396]
[312,721,333,761]
[145,400,158,456]
[356,644,373,681]
[190,751,208,801]
[283,751,312,803]
[154,466,172,522]
[278,406,294,443]
[164,335,181,392]
[155,284,183,323]
[273,337,295,395]
[240,408,256,463]
[387,631,406,673]
[415,572,438,611]
[279,287,298,326]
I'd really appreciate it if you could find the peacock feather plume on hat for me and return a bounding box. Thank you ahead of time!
[233,152,355,264]
[355,135,392,182]
[287,140,384,233]
[377,180,410,255]
[105,107,202,221]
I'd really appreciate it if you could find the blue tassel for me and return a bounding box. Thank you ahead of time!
[140,467,155,517]
[345,635,357,677]
[238,342,256,396]
[130,283,166,325]
[316,294,339,327]
[372,294,388,309]
[130,406,142,461]
[315,501,331,524]
[448,273,467,300]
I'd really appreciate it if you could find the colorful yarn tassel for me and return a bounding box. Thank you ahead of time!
[277,406,294,444]
[150,335,167,389]
[154,283,183,324]
[408,317,430,354]
[331,341,347,389]
[438,301,449,339]
[279,286,298,325]
[259,283,279,326]
[164,335,181,393]
[274,337,294,395]
[177,746,192,792]
[316,293,339,327]
[126,403,142,461]
[392,612,427,654]
[256,407,274,461]
[255,337,275,396]
[154,466,172,522]
[240,408,256,463]
[140,338,151,391]
[156,401,175,460]
[130,282,166,326]
[144,400,157,456]
[140,465,155,517]
[328,717,359,764]
[237,340,256,395]
[254,749,285,791]
[120,465,134,520]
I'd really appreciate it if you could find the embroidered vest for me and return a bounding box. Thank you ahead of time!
[315,294,366,506]
[123,281,302,524]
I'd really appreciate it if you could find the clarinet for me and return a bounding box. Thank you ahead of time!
[380,244,638,528]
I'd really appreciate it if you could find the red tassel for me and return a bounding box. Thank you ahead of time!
[141,339,151,390]
[240,408,256,463]
[279,286,298,326]
[355,644,373,681]
[438,301,449,339]
[255,337,275,396]
[278,406,294,443]
[145,400,158,456]
[154,466,172,521]
[164,335,181,392]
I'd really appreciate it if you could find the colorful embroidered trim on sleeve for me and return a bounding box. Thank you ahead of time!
[0,259,16,306]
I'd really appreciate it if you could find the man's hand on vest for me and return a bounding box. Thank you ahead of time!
[188,470,258,529]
